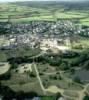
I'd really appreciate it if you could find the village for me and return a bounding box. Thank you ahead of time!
[0,20,89,52]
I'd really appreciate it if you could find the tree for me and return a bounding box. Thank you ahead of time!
[83,95,89,100]
[73,76,81,83]
[70,69,75,74]
[0,71,11,80]
[11,63,18,69]
[83,60,89,70]
[60,62,69,70]
[55,92,62,100]
[29,72,36,78]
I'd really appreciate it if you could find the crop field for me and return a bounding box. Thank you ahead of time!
[0,3,89,26]
[79,18,89,26]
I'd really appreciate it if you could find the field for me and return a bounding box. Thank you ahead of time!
[9,82,43,94]
[1,63,43,94]
[17,63,32,74]
[80,18,89,26]
[0,3,89,26]
[0,62,10,75]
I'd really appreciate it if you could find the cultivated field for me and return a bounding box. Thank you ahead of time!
[0,3,89,26]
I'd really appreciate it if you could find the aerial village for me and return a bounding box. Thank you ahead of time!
[0,20,89,52]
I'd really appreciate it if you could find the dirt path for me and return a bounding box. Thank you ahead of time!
[33,63,46,95]
[44,70,89,100]
[78,84,89,100]
[43,72,57,75]
[33,63,89,100]
[31,51,46,59]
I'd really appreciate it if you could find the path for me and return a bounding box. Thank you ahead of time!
[33,63,46,95]
[78,84,89,100]
[33,63,89,100]
[31,51,46,59]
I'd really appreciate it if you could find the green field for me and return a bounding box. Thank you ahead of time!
[0,3,89,26]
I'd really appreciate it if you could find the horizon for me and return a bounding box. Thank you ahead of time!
[0,0,89,3]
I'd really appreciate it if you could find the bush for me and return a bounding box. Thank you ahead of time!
[0,71,11,80]
[59,62,69,70]
[29,72,36,78]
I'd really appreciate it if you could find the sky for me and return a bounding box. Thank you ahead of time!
[0,0,88,2]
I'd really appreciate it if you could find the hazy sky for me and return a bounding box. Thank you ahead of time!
[0,0,88,2]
